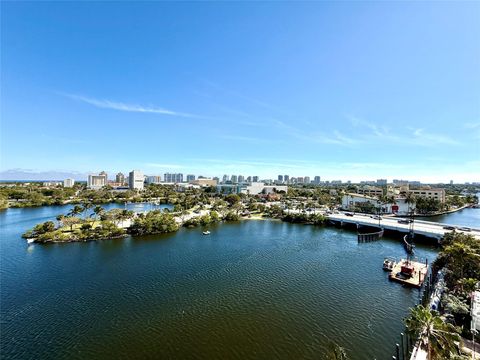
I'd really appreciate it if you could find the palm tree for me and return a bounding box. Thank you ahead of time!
[68,205,83,218]
[91,205,105,225]
[404,305,460,360]
[81,202,94,219]
[404,192,417,214]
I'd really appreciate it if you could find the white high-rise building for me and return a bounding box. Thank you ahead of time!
[129,170,144,190]
[63,178,75,188]
[88,173,108,190]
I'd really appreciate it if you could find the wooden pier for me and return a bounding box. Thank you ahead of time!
[389,259,428,288]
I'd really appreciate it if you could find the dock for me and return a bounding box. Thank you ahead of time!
[389,259,428,288]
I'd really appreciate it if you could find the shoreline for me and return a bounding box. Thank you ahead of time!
[414,204,471,218]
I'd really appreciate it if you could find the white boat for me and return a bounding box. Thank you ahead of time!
[383,257,396,271]
[202,231,210,235]
[27,238,36,244]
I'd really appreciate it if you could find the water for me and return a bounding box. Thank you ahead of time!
[418,207,480,228]
[1,206,439,359]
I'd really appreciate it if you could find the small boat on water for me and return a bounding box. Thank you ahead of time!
[383,257,396,271]
[27,238,36,244]
[202,231,211,235]
[403,235,415,255]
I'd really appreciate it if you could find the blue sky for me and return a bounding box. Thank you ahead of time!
[1,2,479,182]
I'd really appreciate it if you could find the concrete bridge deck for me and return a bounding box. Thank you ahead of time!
[326,212,480,240]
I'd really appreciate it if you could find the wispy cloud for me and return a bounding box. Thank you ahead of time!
[410,128,460,146]
[64,94,198,118]
[145,163,184,169]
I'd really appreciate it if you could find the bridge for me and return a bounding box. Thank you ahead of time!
[326,212,480,241]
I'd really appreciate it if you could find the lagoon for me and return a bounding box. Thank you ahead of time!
[0,205,445,359]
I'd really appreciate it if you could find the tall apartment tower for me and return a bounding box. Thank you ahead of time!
[284,175,289,183]
[129,170,144,191]
[116,172,125,184]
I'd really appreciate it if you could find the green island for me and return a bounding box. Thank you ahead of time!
[21,192,329,243]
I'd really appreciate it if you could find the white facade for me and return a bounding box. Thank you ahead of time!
[242,182,288,195]
[342,193,412,215]
[88,174,107,190]
[63,178,75,188]
[129,170,144,191]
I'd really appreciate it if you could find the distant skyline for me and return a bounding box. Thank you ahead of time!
[1,2,479,182]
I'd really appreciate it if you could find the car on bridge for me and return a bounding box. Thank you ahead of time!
[398,219,413,224]
[345,213,354,217]
[443,225,455,230]
[458,227,471,232]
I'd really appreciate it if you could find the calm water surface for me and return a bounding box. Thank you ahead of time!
[419,207,480,228]
[1,205,442,360]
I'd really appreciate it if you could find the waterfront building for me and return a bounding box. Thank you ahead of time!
[164,173,183,183]
[238,175,245,183]
[88,173,108,190]
[297,177,304,184]
[129,170,144,191]
[284,175,289,184]
[342,193,411,214]
[314,176,321,185]
[63,178,75,188]
[222,175,229,183]
[146,175,162,184]
[278,175,283,183]
[304,176,311,184]
[246,176,252,183]
[331,180,342,185]
[186,174,196,182]
[231,175,238,183]
[116,172,126,184]
[213,176,220,182]
[252,176,259,182]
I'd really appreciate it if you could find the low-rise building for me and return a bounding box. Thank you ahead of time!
[191,178,218,187]
[408,188,446,203]
[242,182,288,195]
[358,186,383,198]
[342,193,412,214]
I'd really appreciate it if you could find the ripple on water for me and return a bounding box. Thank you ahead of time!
[0,213,439,360]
